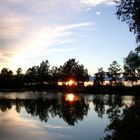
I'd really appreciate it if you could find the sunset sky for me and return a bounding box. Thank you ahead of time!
[0,0,137,74]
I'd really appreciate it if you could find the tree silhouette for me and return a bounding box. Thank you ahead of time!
[116,0,140,42]
[38,60,51,84]
[0,57,139,88]
[107,61,121,85]
[123,46,140,85]
[75,64,89,85]
[0,68,13,87]
[50,66,61,85]
[14,68,24,87]
[25,66,39,85]
[135,45,140,53]
[94,67,105,86]
[16,68,22,75]
[60,59,89,85]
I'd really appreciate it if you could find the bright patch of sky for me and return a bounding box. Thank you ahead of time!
[0,0,136,74]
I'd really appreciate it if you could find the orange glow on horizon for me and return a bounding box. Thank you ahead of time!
[66,79,77,86]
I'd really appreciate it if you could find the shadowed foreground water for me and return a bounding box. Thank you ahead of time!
[0,92,139,140]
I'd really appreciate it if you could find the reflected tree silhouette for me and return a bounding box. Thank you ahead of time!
[59,96,89,125]
[0,93,139,137]
[93,97,105,118]
[103,97,140,140]
[0,99,13,112]
[92,95,140,140]
[93,95,123,118]
[0,94,89,126]
[24,99,52,122]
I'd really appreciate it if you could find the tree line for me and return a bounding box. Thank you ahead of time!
[0,58,89,88]
[94,45,140,86]
[0,46,139,88]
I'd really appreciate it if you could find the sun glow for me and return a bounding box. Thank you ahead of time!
[66,79,77,86]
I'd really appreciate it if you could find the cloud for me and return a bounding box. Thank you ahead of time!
[5,22,93,70]
[2,53,15,58]
[0,13,27,38]
[81,0,116,6]
[0,58,9,64]
[49,47,78,53]
[46,124,69,129]
[0,0,105,70]
[31,0,83,12]
[96,11,101,15]
[0,0,116,19]
[0,108,70,140]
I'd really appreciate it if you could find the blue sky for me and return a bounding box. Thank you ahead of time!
[0,0,137,74]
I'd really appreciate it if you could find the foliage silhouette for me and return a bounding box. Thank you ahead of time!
[38,60,51,84]
[107,61,121,85]
[94,67,105,86]
[14,68,24,87]
[25,66,39,85]
[0,56,139,89]
[60,59,89,85]
[116,0,140,42]
[123,45,140,85]
[23,58,89,88]
[0,68,14,87]
[50,66,61,85]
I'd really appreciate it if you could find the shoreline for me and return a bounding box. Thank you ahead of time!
[0,85,139,95]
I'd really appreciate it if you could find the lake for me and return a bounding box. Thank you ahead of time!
[0,91,139,140]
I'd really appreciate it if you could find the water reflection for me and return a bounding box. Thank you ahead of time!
[0,94,137,124]
[103,96,140,140]
[0,92,139,140]
[0,93,89,126]
[65,93,76,102]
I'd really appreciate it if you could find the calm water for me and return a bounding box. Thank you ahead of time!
[0,91,139,140]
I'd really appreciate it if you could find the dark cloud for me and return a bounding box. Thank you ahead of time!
[0,57,9,63]
[2,52,15,58]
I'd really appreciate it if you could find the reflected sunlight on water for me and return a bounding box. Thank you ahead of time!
[65,93,75,101]
[121,96,135,107]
